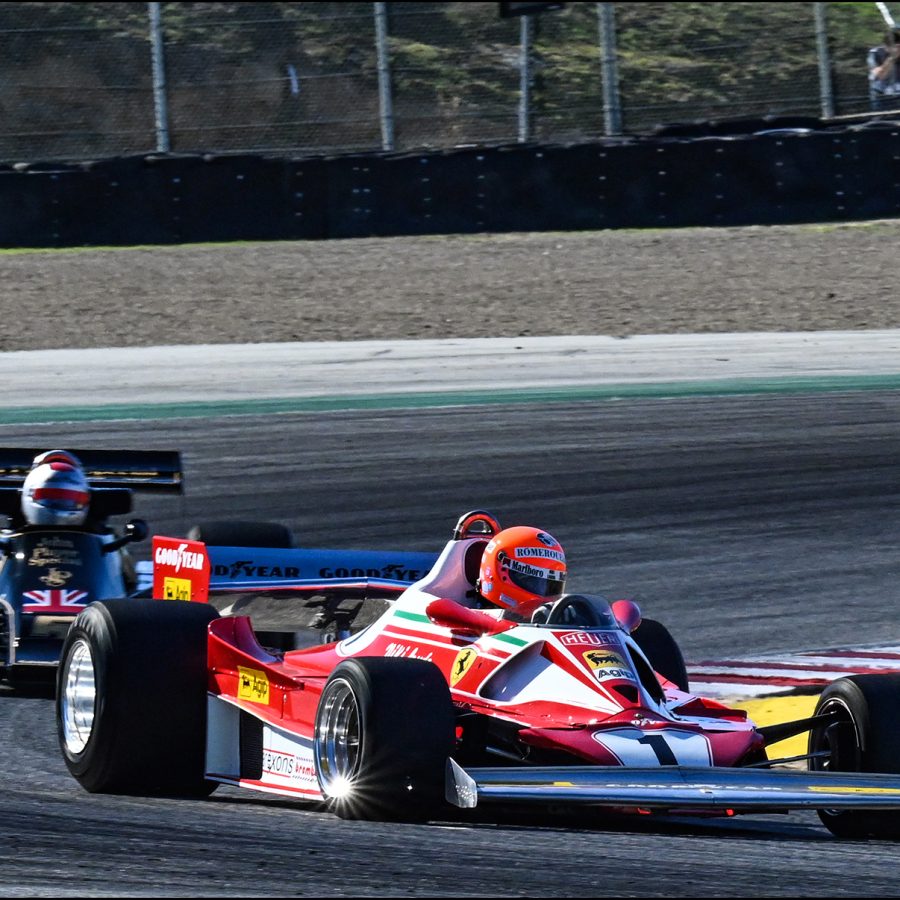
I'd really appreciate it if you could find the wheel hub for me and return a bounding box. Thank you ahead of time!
[60,638,96,755]
[315,678,361,797]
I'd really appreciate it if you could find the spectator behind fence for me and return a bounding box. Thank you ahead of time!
[868,26,900,110]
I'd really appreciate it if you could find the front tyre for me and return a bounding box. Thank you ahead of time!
[57,599,219,796]
[632,617,689,692]
[314,657,455,822]
[809,673,900,839]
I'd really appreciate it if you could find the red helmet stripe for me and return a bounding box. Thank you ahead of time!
[32,487,89,504]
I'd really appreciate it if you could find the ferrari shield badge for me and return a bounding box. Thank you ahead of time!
[451,647,478,686]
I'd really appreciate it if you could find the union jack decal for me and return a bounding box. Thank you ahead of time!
[22,589,89,613]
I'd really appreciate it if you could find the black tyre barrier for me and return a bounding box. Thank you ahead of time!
[2,126,900,248]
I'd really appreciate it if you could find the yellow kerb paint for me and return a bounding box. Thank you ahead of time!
[731,694,819,761]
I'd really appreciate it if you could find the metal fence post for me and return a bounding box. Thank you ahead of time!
[148,2,170,153]
[597,2,622,136]
[374,2,395,151]
[813,2,835,119]
[518,14,533,143]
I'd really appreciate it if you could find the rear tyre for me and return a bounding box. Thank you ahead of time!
[56,599,219,796]
[809,674,900,839]
[632,618,689,692]
[314,657,455,822]
[186,521,295,548]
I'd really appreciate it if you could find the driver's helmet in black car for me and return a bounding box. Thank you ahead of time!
[21,450,90,527]
[477,525,567,617]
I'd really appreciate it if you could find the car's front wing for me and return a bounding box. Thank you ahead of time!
[447,760,900,812]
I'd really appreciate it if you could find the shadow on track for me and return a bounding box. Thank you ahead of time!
[1,670,56,699]
[208,788,829,843]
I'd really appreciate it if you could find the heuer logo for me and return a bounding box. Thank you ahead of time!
[155,542,205,573]
[560,631,619,648]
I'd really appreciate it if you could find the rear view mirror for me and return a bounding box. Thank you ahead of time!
[426,598,510,637]
[125,518,149,542]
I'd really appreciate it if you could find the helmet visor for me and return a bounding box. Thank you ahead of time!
[505,556,566,598]
[33,487,89,511]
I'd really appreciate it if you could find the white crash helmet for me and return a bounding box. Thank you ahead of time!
[21,451,90,526]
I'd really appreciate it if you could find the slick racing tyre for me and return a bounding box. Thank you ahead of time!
[632,618,690,693]
[809,673,900,840]
[57,599,219,796]
[186,520,295,548]
[314,657,455,822]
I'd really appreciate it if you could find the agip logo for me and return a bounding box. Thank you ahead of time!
[583,649,626,669]
[238,666,270,704]
[163,576,192,601]
[582,649,636,682]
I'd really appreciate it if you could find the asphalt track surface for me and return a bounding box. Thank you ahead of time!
[4,392,900,896]
[3,224,900,896]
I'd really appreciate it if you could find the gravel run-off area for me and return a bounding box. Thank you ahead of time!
[2,220,900,352]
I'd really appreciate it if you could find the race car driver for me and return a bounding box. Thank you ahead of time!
[476,525,567,621]
[20,450,91,527]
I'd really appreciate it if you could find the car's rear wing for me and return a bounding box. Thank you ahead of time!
[151,535,439,603]
[0,448,183,493]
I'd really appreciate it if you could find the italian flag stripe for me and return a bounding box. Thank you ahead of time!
[493,632,528,647]
[392,609,528,648]
[393,610,432,624]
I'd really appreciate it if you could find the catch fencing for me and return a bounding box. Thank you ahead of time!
[0,2,892,163]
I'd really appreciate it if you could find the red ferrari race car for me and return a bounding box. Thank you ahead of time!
[56,510,900,839]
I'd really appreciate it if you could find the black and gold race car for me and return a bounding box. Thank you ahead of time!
[0,447,181,685]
